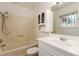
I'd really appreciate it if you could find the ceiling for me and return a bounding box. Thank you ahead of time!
[52,2,75,10]
[12,2,56,9]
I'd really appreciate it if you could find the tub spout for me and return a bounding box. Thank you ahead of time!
[1,44,6,51]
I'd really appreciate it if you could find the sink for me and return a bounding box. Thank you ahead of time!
[41,36,73,48]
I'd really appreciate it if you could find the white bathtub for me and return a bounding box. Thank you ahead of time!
[0,43,37,56]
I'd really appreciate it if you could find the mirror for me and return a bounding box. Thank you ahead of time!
[52,2,79,36]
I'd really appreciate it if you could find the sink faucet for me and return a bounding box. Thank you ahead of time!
[60,37,67,41]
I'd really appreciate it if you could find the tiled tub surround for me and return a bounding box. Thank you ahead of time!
[0,3,37,56]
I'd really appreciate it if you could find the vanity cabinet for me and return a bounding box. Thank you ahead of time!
[38,9,53,33]
[38,40,76,56]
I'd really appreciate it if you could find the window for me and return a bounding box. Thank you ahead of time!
[60,12,77,28]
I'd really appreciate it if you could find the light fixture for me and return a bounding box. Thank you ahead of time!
[56,2,63,5]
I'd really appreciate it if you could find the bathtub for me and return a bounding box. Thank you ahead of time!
[0,43,37,56]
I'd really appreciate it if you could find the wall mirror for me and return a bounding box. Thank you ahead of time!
[52,2,79,36]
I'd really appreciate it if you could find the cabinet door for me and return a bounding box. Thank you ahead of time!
[38,41,76,56]
[38,41,60,56]
[45,10,53,32]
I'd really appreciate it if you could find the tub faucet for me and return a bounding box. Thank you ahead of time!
[1,44,6,51]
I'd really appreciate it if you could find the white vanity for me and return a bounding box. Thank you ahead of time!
[38,34,79,56]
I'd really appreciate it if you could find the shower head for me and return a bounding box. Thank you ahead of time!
[0,11,9,19]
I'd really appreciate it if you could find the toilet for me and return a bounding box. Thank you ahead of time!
[26,47,38,56]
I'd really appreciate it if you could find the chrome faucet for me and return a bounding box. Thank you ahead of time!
[60,37,67,41]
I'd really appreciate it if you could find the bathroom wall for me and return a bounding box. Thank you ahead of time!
[0,2,37,50]
[53,3,79,36]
